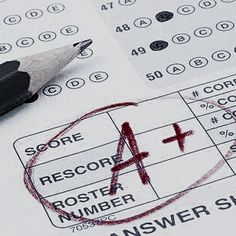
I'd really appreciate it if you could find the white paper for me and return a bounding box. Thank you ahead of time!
[0,0,236,235]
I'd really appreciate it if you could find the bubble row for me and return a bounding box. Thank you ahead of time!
[2,3,65,25]
[146,49,234,81]
[43,71,109,97]
[0,25,79,54]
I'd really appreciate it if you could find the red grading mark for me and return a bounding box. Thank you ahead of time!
[23,99,236,226]
[109,122,150,195]
[162,123,194,152]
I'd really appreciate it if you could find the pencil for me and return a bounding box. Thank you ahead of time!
[0,39,92,115]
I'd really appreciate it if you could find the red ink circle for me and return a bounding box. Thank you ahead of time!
[23,99,236,226]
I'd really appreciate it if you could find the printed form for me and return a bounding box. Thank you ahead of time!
[1,0,236,235]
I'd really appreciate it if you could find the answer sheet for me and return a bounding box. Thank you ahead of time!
[1,0,236,235]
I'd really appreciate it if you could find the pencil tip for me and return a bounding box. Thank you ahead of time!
[73,39,93,53]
